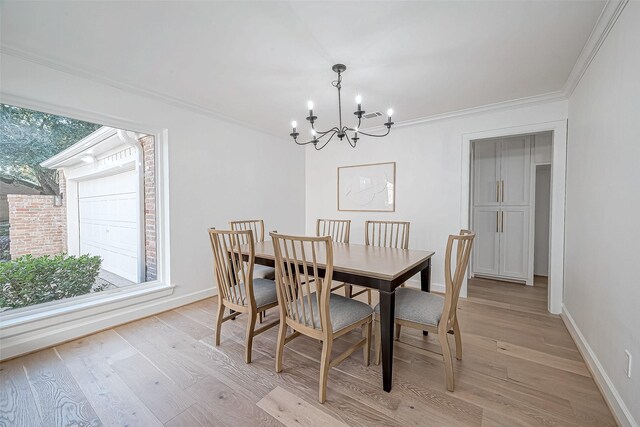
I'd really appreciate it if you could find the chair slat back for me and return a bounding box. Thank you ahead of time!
[441,230,475,329]
[364,220,410,249]
[270,232,334,333]
[316,219,351,243]
[208,228,256,308]
[229,219,265,244]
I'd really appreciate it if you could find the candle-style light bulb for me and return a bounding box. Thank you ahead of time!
[355,94,362,105]
[354,127,359,133]
[387,108,393,117]
[291,120,297,129]
[311,129,317,136]
[307,100,314,110]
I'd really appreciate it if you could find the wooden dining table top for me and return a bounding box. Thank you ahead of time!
[246,241,435,282]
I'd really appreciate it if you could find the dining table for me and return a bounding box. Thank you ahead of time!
[244,240,435,392]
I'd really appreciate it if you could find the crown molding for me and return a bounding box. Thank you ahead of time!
[562,0,629,98]
[361,90,567,132]
[0,45,284,140]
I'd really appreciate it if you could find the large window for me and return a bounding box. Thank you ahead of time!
[0,104,158,312]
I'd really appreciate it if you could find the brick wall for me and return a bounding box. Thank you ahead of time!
[140,136,157,281]
[8,175,67,258]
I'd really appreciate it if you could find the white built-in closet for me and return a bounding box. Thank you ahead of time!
[471,132,552,285]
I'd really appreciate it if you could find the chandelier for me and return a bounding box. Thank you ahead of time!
[289,64,394,150]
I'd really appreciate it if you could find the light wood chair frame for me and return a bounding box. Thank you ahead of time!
[316,219,352,295]
[365,220,410,249]
[230,219,275,323]
[229,219,265,243]
[208,228,279,364]
[374,230,475,392]
[270,232,372,403]
[316,219,351,243]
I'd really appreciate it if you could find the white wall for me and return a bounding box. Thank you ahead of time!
[564,2,640,425]
[305,100,568,293]
[0,53,305,357]
[534,164,550,276]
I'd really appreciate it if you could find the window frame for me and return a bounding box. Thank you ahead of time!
[0,96,173,352]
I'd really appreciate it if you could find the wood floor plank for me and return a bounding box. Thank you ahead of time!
[164,407,206,427]
[21,348,101,427]
[0,358,44,427]
[186,375,281,426]
[257,386,348,427]
[496,341,590,377]
[56,334,163,427]
[115,320,208,389]
[155,309,215,340]
[110,352,194,423]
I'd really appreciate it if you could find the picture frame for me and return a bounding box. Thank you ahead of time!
[337,162,396,212]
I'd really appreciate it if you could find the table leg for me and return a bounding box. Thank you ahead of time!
[379,289,395,392]
[344,284,353,298]
[421,259,431,335]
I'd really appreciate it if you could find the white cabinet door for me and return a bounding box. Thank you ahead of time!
[473,140,500,206]
[499,206,530,280]
[472,207,500,276]
[500,136,531,205]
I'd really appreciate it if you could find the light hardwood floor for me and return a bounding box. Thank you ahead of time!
[0,277,616,426]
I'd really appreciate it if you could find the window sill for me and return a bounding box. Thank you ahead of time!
[0,281,175,334]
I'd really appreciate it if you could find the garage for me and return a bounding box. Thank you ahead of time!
[78,169,140,282]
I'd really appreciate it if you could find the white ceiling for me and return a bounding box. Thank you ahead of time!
[1,1,605,136]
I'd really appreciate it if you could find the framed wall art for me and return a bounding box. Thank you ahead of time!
[337,162,395,212]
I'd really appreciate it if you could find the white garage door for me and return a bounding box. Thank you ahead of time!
[79,170,139,282]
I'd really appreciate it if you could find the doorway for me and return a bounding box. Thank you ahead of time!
[461,121,567,314]
[469,131,553,306]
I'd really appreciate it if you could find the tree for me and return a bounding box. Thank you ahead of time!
[0,104,101,195]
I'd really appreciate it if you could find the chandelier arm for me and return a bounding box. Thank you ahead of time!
[295,128,338,146]
[344,133,357,149]
[294,138,318,146]
[312,125,340,135]
[355,127,392,138]
[314,130,338,150]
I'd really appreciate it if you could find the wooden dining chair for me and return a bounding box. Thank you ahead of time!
[229,219,275,280]
[365,220,410,249]
[316,218,351,243]
[208,228,280,363]
[374,230,475,391]
[270,232,373,403]
[316,219,352,295]
[351,220,412,304]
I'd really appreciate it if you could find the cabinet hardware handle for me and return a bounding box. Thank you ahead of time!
[496,211,499,232]
[501,180,505,202]
[501,211,504,233]
[496,181,500,202]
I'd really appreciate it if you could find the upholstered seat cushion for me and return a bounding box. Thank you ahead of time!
[296,293,373,332]
[231,278,277,308]
[374,288,444,327]
[253,264,276,280]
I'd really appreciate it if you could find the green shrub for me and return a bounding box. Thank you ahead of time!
[0,254,102,309]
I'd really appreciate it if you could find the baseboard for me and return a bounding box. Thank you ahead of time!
[0,287,216,361]
[561,305,637,427]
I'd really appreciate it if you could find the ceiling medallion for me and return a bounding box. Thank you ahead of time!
[289,64,394,150]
